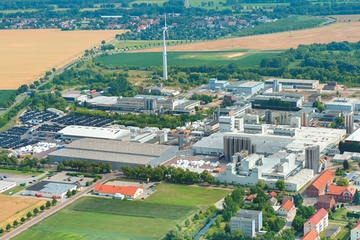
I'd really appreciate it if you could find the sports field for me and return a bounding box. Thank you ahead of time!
[97,51,278,68]
[0,29,124,90]
[13,184,229,239]
[0,195,46,229]
[139,22,360,52]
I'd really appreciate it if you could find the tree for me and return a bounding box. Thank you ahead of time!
[26,212,32,219]
[40,205,45,211]
[354,189,360,205]
[336,178,349,187]
[276,179,286,191]
[224,181,228,188]
[294,193,304,207]
[71,189,77,195]
[66,190,72,198]
[6,224,11,231]
[185,218,190,227]
[33,208,39,215]
[0,228,4,234]
[292,216,305,232]
[13,220,19,227]
[343,160,349,170]
[46,201,51,208]
[20,217,26,223]
[52,199,57,206]
[101,40,106,45]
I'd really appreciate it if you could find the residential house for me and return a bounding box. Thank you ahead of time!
[351,220,360,240]
[317,195,335,210]
[268,197,278,206]
[304,208,328,235]
[244,194,255,204]
[326,185,356,202]
[93,184,143,199]
[301,230,320,240]
[277,199,294,217]
[306,169,335,197]
[269,191,276,198]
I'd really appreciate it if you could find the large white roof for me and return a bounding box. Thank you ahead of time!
[58,125,131,140]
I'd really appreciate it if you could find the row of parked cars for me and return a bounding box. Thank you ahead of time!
[52,114,113,127]
[20,110,59,125]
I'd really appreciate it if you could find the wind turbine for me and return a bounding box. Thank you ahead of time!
[162,14,168,80]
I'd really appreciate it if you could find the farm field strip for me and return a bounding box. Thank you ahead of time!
[0,29,124,90]
[137,22,360,52]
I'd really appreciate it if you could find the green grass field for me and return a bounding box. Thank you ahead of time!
[0,168,43,176]
[97,51,279,68]
[0,90,15,107]
[13,184,229,240]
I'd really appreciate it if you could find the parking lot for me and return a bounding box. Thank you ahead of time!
[0,110,115,150]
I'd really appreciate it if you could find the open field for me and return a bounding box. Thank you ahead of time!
[13,184,229,239]
[138,22,360,52]
[330,14,360,22]
[97,51,278,68]
[0,29,124,90]
[0,195,46,229]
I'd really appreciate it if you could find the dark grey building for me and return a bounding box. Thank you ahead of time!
[305,145,320,173]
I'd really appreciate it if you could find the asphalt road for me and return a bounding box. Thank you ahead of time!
[1,173,116,240]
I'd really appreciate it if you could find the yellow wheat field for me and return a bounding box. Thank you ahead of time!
[0,29,125,89]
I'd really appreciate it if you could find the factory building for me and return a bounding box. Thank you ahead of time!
[61,91,88,103]
[250,94,303,110]
[324,98,358,112]
[57,125,132,141]
[25,181,78,199]
[345,128,360,144]
[227,81,265,95]
[223,136,254,160]
[265,78,319,89]
[48,138,178,170]
[207,78,229,90]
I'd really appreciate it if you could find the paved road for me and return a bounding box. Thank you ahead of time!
[1,173,116,240]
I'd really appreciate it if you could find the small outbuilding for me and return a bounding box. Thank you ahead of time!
[25,181,77,199]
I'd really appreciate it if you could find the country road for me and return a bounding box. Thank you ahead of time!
[1,173,116,240]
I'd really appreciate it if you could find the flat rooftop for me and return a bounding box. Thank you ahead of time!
[265,78,319,84]
[345,128,360,142]
[49,138,178,165]
[193,126,345,155]
[233,81,263,87]
[58,125,131,140]
[86,96,118,105]
[26,181,76,194]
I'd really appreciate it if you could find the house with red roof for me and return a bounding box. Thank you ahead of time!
[306,169,335,197]
[276,199,294,217]
[304,208,328,235]
[351,220,360,240]
[94,184,143,199]
[326,185,356,202]
[301,230,320,240]
[244,194,255,204]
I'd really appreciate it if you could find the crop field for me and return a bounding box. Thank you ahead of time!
[0,195,46,229]
[139,22,360,52]
[330,14,360,22]
[0,29,124,90]
[97,51,278,68]
[13,184,229,240]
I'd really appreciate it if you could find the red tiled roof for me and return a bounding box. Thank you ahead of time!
[245,194,255,200]
[301,230,318,240]
[327,185,347,196]
[318,195,334,204]
[311,169,334,190]
[280,199,294,212]
[269,191,276,197]
[353,220,360,230]
[306,208,328,226]
[94,184,143,196]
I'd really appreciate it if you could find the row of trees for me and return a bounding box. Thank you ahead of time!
[56,159,112,173]
[121,165,215,184]
[0,199,57,235]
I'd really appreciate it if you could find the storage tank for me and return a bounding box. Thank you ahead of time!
[290,117,301,128]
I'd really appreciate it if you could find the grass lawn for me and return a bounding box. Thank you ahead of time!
[1,185,27,195]
[145,183,231,208]
[97,51,278,68]
[13,184,229,239]
[0,90,15,106]
[0,168,43,176]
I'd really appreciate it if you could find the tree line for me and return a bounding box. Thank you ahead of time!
[56,159,112,173]
[121,165,215,184]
